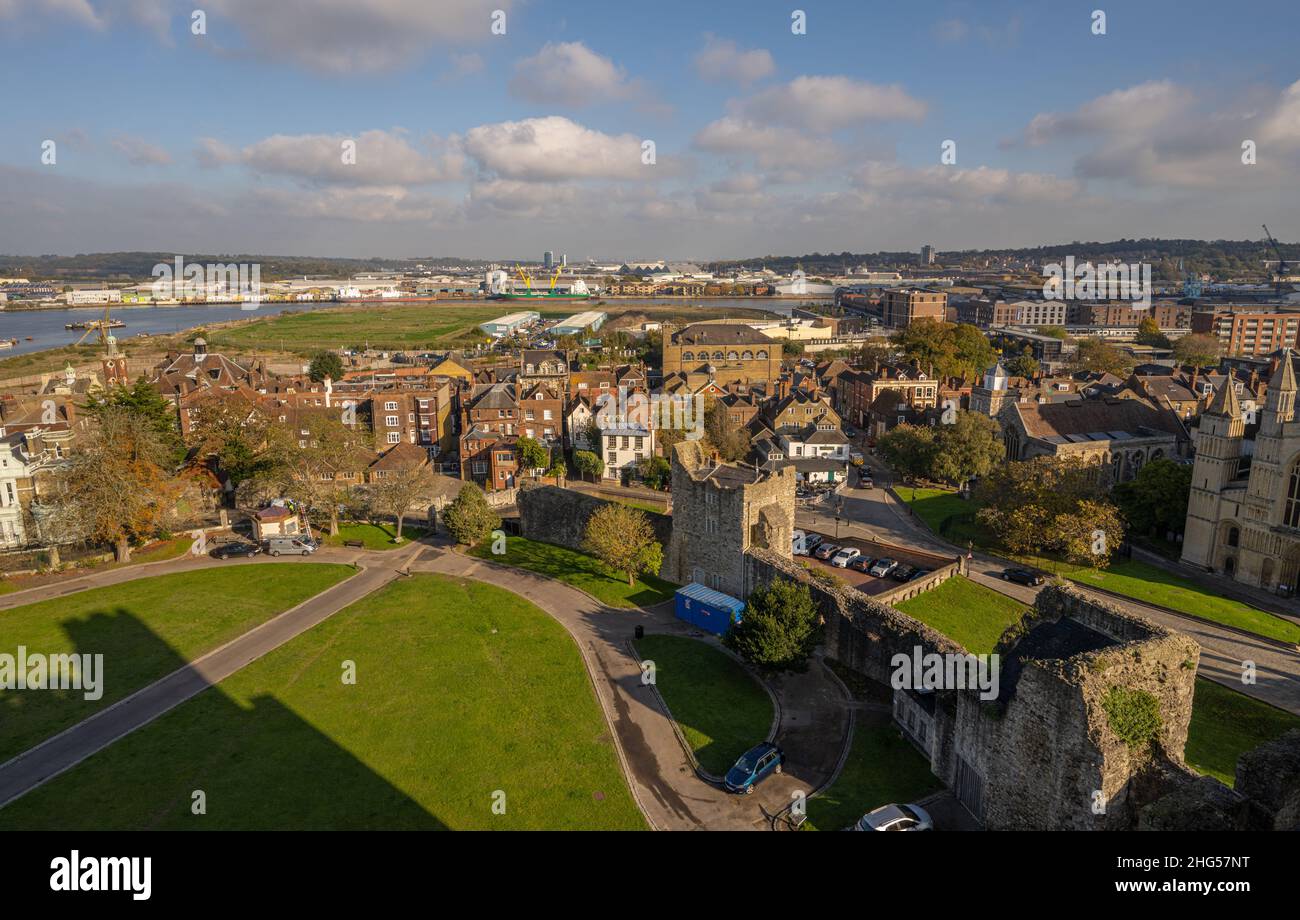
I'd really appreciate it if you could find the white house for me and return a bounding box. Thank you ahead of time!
[600,425,654,481]
[0,434,37,548]
[566,395,597,451]
[778,422,850,462]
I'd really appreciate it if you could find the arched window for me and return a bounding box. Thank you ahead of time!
[682,351,694,361]
[1286,457,1300,529]
[713,351,724,360]
[1227,526,1240,548]
[727,351,739,360]
[742,350,753,360]
[756,350,769,359]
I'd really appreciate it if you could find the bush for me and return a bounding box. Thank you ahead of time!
[442,484,500,547]
[725,578,820,673]
[1101,686,1162,750]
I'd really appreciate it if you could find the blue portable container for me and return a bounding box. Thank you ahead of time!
[674,582,746,636]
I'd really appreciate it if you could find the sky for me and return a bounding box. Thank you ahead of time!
[0,0,1298,261]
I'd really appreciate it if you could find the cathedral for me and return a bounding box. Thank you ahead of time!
[1182,351,1300,597]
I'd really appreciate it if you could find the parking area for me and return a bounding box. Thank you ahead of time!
[796,531,951,597]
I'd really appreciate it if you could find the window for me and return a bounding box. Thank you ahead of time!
[384,401,398,411]
[385,416,399,427]
[386,432,400,444]
[1286,458,1300,529]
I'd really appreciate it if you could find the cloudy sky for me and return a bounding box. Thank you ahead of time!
[1,0,1298,260]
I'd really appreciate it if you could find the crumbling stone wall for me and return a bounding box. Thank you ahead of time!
[517,484,671,552]
[1235,729,1300,830]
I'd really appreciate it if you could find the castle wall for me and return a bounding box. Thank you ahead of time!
[516,484,672,552]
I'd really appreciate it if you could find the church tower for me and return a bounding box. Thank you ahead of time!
[1181,379,1245,570]
[971,363,1010,417]
[1243,350,1297,535]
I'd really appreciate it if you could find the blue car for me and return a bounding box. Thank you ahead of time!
[724,742,785,795]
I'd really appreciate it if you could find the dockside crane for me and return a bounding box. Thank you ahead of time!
[1262,223,1292,296]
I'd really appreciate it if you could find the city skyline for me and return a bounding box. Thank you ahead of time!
[2,0,1299,258]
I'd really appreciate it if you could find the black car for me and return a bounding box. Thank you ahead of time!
[210,541,261,560]
[891,564,916,581]
[1002,568,1045,587]
[908,568,931,582]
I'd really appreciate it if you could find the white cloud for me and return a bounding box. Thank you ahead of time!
[854,161,1081,206]
[110,134,172,166]
[1024,81,1193,146]
[0,0,103,28]
[463,116,649,181]
[237,130,463,185]
[737,76,928,132]
[693,116,843,171]
[693,36,774,86]
[509,42,638,107]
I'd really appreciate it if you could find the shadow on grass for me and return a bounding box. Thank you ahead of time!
[0,610,445,830]
[474,536,677,608]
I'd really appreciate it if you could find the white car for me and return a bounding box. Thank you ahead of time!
[831,547,861,568]
[854,803,933,832]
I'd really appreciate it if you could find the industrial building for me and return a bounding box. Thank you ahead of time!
[551,310,607,337]
[479,311,541,337]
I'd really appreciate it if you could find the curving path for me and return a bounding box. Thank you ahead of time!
[417,547,852,830]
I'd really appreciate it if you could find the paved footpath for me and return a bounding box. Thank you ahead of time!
[0,544,420,808]
[418,549,851,830]
[797,464,1300,716]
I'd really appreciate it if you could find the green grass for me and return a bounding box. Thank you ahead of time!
[617,499,668,515]
[0,563,354,761]
[633,635,773,776]
[895,575,1030,654]
[323,522,428,550]
[1185,678,1300,787]
[1064,560,1300,645]
[805,721,942,830]
[470,535,678,608]
[906,487,1300,646]
[0,575,645,830]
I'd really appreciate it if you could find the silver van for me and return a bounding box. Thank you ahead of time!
[265,535,317,556]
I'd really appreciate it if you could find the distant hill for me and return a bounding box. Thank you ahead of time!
[706,238,1300,282]
[0,252,495,283]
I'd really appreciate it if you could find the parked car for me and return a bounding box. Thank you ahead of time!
[853,803,934,832]
[1002,568,1045,587]
[814,543,839,561]
[908,568,932,582]
[868,558,897,577]
[831,547,861,568]
[265,535,318,557]
[891,564,916,582]
[210,541,261,560]
[803,533,825,552]
[724,742,785,795]
[849,556,875,573]
[859,473,874,489]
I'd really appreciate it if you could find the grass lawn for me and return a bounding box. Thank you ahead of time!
[904,487,1299,647]
[617,498,668,515]
[0,575,645,830]
[895,575,1030,654]
[323,522,428,550]
[805,721,942,830]
[0,563,354,762]
[470,535,678,608]
[633,635,773,776]
[1064,560,1300,645]
[1185,678,1300,787]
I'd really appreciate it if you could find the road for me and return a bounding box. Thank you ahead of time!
[797,460,1300,716]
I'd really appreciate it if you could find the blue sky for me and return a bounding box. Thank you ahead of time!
[1,0,1298,259]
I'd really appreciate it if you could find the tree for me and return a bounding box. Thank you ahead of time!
[261,413,370,537]
[187,390,280,489]
[368,464,439,543]
[442,482,500,546]
[877,423,938,482]
[1113,458,1192,540]
[637,455,671,490]
[928,412,1005,485]
[48,407,181,562]
[1004,350,1040,379]
[891,320,994,383]
[1071,337,1131,376]
[1039,325,1069,340]
[704,399,751,462]
[573,449,604,482]
[514,436,550,475]
[91,376,183,462]
[307,351,345,383]
[1135,316,1172,349]
[1173,333,1221,369]
[725,577,819,673]
[583,504,663,586]
[974,456,1124,567]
